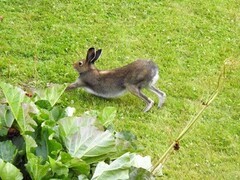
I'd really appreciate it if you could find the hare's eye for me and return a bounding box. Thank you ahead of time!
[79,61,83,66]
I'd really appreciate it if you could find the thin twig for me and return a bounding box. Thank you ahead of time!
[151,63,226,175]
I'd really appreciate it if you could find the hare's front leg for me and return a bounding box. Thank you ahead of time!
[126,85,154,112]
[66,79,83,91]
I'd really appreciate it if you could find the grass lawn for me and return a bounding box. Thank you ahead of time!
[1,0,240,179]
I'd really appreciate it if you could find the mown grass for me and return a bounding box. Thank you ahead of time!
[1,0,240,179]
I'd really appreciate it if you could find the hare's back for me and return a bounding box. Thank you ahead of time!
[124,60,159,86]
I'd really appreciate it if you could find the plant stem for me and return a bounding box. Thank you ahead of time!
[151,63,225,175]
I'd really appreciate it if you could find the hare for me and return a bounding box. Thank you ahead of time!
[66,47,166,112]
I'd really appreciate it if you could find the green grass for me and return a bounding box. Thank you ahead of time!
[1,0,240,179]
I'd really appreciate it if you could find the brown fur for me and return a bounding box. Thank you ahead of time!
[66,47,166,112]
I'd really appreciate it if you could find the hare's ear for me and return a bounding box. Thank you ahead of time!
[86,47,96,63]
[90,49,102,63]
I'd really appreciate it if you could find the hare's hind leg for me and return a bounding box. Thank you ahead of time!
[149,85,166,108]
[126,85,154,112]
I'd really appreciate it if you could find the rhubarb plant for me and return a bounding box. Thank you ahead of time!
[0,82,154,180]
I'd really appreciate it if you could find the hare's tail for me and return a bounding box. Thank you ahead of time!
[151,71,159,85]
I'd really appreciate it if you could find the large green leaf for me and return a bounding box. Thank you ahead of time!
[35,84,67,107]
[0,141,17,162]
[0,104,14,127]
[115,131,140,153]
[0,126,8,136]
[60,152,90,176]
[36,137,62,161]
[58,116,116,163]
[25,153,50,180]
[50,106,66,121]
[58,115,97,139]
[35,121,62,161]
[25,135,37,154]
[129,154,154,179]
[92,153,153,180]
[0,82,30,121]
[0,82,38,133]
[0,159,23,180]
[68,127,115,160]
[129,167,154,180]
[48,156,69,177]
[78,174,89,180]
[129,153,152,171]
[0,105,14,136]
[98,107,117,127]
[91,152,132,180]
[20,102,38,133]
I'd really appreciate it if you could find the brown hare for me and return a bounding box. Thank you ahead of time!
[66,47,166,112]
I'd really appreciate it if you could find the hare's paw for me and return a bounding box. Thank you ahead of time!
[143,99,154,112]
[158,93,166,108]
[66,82,79,91]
